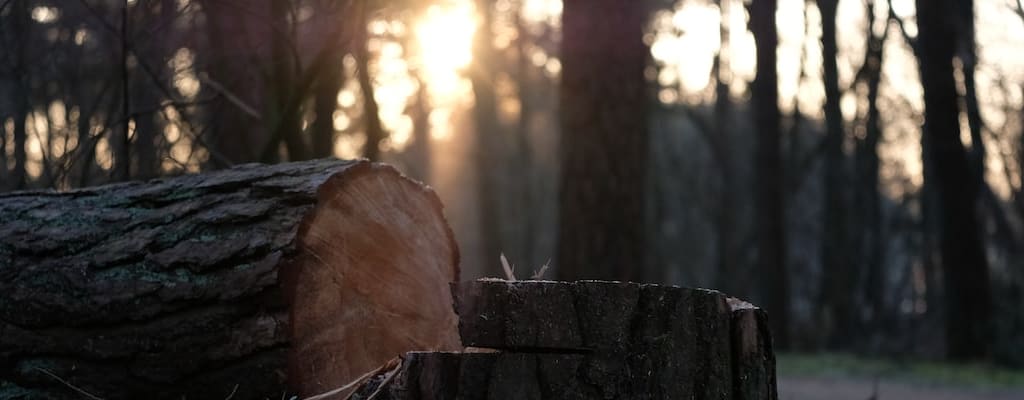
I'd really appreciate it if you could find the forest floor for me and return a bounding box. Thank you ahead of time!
[777,353,1024,400]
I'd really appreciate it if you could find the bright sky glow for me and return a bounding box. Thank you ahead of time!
[415,2,477,98]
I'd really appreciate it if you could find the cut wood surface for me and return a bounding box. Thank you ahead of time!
[351,280,778,400]
[0,159,462,399]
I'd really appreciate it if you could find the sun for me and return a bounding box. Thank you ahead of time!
[414,2,477,96]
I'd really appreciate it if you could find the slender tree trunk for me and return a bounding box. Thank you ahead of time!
[355,1,384,161]
[405,74,431,182]
[270,0,306,162]
[311,53,345,159]
[712,0,743,299]
[11,0,28,190]
[130,0,175,179]
[858,2,888,335]
[75,88,97,187]
[470,0,504,273]
[1019,92,1024,217]
[817,0,854,349]
[0,109,6,187]
[749,0,790,349]
[113,0,132,181]
[514,8,536,267]
[956,0,985,187]
[915,0,993,361]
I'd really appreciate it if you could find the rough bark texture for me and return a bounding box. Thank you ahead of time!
[0,158,461,399]
[729,300,777,400]
[558,0,649,282]
[350,280,778,400]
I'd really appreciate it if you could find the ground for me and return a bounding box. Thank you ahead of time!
[779,376,1024,400]
[777,353,1024,400]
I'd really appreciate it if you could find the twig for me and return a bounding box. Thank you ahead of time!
[73,0,232,168]
[198,74,263,120]
[223,384,239,400]
[356,359,401,400]
[34,367,105,400]
[304,357,400,400]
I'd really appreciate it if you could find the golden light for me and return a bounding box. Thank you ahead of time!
[414,2,477,97]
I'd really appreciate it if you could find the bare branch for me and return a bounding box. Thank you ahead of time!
[198,75,263,120]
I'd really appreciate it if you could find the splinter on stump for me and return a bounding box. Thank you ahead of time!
[0,159,462,400]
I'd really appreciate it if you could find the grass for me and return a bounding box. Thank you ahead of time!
[777,353,1024,390]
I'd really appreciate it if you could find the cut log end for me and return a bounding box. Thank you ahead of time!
[0,159,462,400]
[287,163,462,397]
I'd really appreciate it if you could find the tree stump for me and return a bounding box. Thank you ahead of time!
[348,280,777,400]
[0,159,462,399]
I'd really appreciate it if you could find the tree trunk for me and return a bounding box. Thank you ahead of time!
[856,2,888,334]
[129,0,177,180]
[10,0,28,190]
[113,0,132,182]
[513,9,536,268]
[817,0,855,349]
[349,280,778,400]
[471,0,504,274]
[956,0,985,187]
[0,159,461,399]
[712,0,744,299]
[404,74,431,182]
[915,0,993,361]
[200,0,266,164]
[749,0,790,349]
[311,52,345,159]
[558,0,649,282]
[269,0,307,162]
[355,1,385,161]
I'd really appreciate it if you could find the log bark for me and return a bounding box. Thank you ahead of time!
[349,280,777,400]
[0,159,462,399]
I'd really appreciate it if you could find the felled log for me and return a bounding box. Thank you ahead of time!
[0,159,462,400]
[349,280,777,400]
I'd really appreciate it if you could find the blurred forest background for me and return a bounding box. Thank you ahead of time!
[1,0,1023,368]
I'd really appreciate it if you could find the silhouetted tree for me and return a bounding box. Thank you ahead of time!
[9,0,29,190]
[817,0,855,349]
[915,0,992,361]
[854,0,888,335]
[311,51,346,159]
[201,0,267,164]
[711,0,743,299]
[558,0,649,281]
[355,0,385,161]
[749,0,790,348]
[470,0,504,272]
